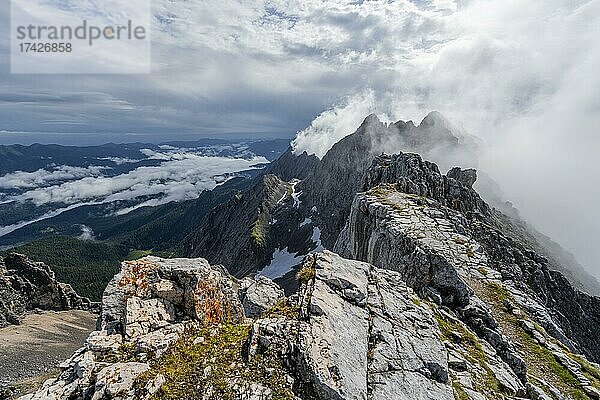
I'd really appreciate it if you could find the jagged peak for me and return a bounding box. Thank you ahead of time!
[363,113,382,124]
[359,113,384,130]
[447,167,478,188]
[419,110,451,128]
[364,152,490,216]
[393,119,416,130]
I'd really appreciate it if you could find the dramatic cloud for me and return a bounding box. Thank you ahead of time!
[0,0,598,274]
[292,90,384,159]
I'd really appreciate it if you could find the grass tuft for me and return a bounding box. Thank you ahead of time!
[475,280,591,399]
[434,311,500,393]
[251,213,268,248]
[296,260,316,284]
[263,298,300,320]
[136,323,294,400]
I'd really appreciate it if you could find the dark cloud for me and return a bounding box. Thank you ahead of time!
[0,0,598,277]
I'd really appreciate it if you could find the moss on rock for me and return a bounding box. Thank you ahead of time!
[136,323,294,400]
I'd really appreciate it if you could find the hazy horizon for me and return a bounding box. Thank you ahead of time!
[0,131,294,146]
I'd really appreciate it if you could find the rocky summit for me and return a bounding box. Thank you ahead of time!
[180,113,600,299]
[20,139,600,400]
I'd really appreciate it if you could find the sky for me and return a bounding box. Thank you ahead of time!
[0,0,599,277]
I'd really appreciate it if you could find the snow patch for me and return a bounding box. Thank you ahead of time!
[300,217,312,227]
[290,180,302,208]
[311,226,325,253]
[256,248,303,280]
[257,223,325,280]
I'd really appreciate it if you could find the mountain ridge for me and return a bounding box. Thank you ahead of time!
[17,145,600,400]
[181,113,600,296]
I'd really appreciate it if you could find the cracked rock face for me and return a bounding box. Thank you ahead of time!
[19,249,600,400]
[239,276,285,318]
[297,253,371,400]
[334,153,600,399]
[266,251,454,400]
[101,256,245,333]
[366,266,453,400]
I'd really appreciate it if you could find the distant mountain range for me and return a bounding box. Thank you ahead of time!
[0,139,288,299]
[0,138,288,243]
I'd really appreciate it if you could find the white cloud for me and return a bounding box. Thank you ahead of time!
[0,151,270,238]
[292,90,382,158]
[0,165,110,189]
[283,0,600,277]
[1,0,598,275]
[78,225,95,241]
[11,153,268,206]
[97,157,141,165]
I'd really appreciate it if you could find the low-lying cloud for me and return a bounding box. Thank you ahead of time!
[0,165,109,189]
[9,153,267,207]
[0,149,269,237]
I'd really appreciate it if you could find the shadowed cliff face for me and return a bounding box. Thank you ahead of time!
[182,175,293,278]
[0,253,96,328]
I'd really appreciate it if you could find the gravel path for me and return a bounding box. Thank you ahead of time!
[0,310,96,398]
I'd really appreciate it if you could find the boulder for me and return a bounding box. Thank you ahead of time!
[91,362,149,400]
[239,276,284,318]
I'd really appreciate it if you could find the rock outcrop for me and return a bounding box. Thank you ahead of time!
[22,250,600,400]
[183,174,300,277]
[299,112,479,248]
[180,112,600,298]
[0,253,96,328]
[292,252,457,400]
[239,275,285,318]
[19,257,247,400]
[334,153,600,398]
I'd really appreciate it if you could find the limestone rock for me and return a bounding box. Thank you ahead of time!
[91,362,149,400]
[447,167,477,188]
[124,297,176,339]
[101,257,244,333]
[239,276,284,318]
[297,252,370,400]
[21,256,245,400]
[290,252,455,400]
[86,330,122,354]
